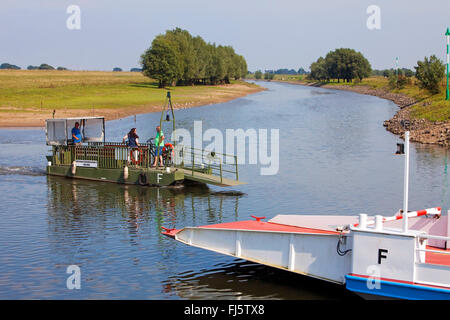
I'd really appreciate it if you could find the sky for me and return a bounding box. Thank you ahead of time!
[1,0,450,72]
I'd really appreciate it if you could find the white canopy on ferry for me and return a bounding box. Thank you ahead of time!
[45,117,105,146]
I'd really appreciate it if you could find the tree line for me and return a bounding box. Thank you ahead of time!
[261,68,308,75]
[141,28,248,88]
[308,48,372,82]
[0,63,69,70]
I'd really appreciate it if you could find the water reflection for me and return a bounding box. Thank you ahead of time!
[46,176,243,239]
[162,260,360,300]
[412,145,450,212]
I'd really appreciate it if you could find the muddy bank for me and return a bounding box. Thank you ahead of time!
[274,80,450,148]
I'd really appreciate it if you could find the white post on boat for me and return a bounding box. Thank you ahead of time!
[358,213,367,229]
[402,131,410,233]
[375,215,383,231]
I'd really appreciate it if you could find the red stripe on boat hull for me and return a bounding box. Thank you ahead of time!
[198,220,341,235]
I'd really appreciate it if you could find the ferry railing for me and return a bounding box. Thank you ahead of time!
[50,142,240,181]
[50,142,154,169]
[173,145,239,182]
[415,234,450,258]
[413,233,450,288]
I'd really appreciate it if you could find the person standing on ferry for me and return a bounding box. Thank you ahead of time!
[123,128,140,148]
[152,126,164,167]
[71,122,82,145]
[123,128,140,163]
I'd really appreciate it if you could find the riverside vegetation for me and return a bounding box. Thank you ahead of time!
[253,49,450,147]
[141,28,248,88]
[0,28,262,127]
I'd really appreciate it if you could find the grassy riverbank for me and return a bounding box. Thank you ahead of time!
[0,70,263,127]
[269,75,450,122]
[268,75,450,147]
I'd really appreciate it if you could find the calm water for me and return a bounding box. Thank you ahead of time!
[0,81,449,299]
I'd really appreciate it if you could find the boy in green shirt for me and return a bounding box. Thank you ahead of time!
[152,126,164,167]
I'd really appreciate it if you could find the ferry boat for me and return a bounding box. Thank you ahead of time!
[45,93,244,188]
[162,132,450,299]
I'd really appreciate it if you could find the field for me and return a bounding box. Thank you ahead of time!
[0,70,263,127]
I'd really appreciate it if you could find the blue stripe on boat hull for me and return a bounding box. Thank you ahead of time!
[345,275,450,300]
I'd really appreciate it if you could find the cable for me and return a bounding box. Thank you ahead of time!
[336,233,352,256]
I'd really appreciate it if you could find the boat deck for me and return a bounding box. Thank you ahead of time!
[162,219,342,238]
[426,246,450,267]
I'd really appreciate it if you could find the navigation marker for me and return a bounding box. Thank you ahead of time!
[446,27,450,100]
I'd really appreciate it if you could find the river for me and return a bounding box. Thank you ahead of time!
[0,80,448,299]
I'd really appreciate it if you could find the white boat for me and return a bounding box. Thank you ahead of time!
[162,132,450,299]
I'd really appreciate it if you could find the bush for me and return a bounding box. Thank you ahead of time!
[0,63,20,70]
[39,64,55,70]
[264,72,275,80]
[414,55,445,94]
[389,74,409,89]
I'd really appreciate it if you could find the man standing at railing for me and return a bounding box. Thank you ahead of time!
[152,126,164,168]
[71,122,82,145]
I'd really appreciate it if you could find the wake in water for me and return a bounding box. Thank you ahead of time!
[0,166,46,176]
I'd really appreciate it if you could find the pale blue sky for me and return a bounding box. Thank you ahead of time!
[1,0,449,72]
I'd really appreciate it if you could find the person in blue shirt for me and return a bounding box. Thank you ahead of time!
[123,128,140,164]
[71,122,82,145]
[122,128,140,148]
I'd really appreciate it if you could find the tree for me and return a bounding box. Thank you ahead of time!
[297,67,307,75]
[264,72,275,80]
[309,57,327,81]
[141,35,183,88]
[0,63,20,70]
[140,28,248,86]
[113,67,122,72]
[309,48,371,82]
[254,70,263,79]
[414,55,445,94]
[39,63,55,70]
[165,28,197,85]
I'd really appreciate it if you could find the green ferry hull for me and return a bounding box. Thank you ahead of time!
[46,165,184,187]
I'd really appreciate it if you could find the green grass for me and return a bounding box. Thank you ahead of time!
[0,70,260,112]
[274,75,450,122]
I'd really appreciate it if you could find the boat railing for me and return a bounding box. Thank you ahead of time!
[50,142,153,169]
[173,145,239,182]
[49,142,241,182]
[413,232,450,288]
[415,234,450,259]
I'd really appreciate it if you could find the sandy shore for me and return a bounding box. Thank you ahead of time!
[271,79,450,148]
[0,83,265,128]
